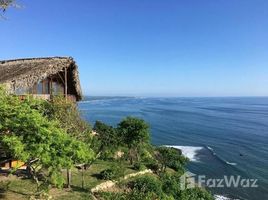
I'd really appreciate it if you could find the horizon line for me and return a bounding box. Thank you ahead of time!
[82,94,268,98]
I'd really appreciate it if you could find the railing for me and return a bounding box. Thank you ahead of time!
[18,94,77,102]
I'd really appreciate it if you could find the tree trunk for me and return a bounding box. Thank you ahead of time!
[66,169,71,188]
[27,164,40,188]
[81,167,84,189]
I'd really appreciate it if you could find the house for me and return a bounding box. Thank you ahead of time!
[0,56,82,101]
[0,159,26,170]
[0,56,83,170]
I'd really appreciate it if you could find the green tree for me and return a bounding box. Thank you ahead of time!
[35,96,93,142]
[156,146,188,173]
[117,117,150,164]
[93,120,119,159]
[0,87,94,190]
[29,96,95,188]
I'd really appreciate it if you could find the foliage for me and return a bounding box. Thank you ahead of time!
[99,164,125,180]
[36,96,93,142]
[0,87,94,188]
[160,172,181,197]
[178,187,214,200]
[93,121,120,159]
[129,175,163,197]
[0,177,94,200]
[130,189,164,200]
[159,172,214,200]
[133,162,146,171]
[0,0,19,19]
[145,161,160,172]
[97,191,166,200]
[140,152,160,172]
[99,169,115,180]
[96,192,128,200]
[0,86,214,199]
[0,0,15,12]
[117,117,150,164]
[156,146,188,173]
[92,118,151,163]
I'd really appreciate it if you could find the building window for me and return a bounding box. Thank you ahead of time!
[37,81,43,94]
[14,79,64,96]
[43,80,50,94]
[52,81,64,95]
[29,80,50,95]
[15,87,28,95]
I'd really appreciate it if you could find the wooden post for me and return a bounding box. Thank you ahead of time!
[65,68,71,188]
[82,167,84,189]
[67,169,71,188]
[65,68,68,100]
[9,160,12,169]
[49,78,52,95]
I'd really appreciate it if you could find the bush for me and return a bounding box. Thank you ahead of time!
[130,175,163,196]
[99,164,124,180]
[96,192,128,200]
[160,172,180,197]
[143,158,160,172]
[133,162,146,171]
[100,169,115,180]
[97,191,162,200]
[130,189,160,200]
[178,187,214,200]
[159,172,214,200]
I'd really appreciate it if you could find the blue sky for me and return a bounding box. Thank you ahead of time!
[1,0,268,97]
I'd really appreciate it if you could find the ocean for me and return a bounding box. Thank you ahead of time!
[78,96,268,200]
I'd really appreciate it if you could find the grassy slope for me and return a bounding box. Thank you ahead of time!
[0,160,137,200]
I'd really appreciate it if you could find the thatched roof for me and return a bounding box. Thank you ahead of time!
[0,57,82,100]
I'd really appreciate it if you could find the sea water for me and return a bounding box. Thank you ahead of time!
[78,96,268,200]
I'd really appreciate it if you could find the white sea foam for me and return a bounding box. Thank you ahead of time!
[207,146,216,155]
[207,146,213,151]
[165,145,204,161]
[214,195,240,200]
[225,161,237,166]
[206,146,237,166]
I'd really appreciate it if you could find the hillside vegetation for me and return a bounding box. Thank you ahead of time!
[0,86,214,200]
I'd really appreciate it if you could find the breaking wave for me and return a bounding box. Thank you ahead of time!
[214,195,240,200]
[165,145,204,161]
[206,146,237,166]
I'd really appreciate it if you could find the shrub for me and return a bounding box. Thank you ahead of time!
[99,164,124,180]
[100,169,114,180]
[133,162,146,171]
[97,191,162,200]
[178,187,214,200]
[143,158,160,172]
[130,175,163,196]
[96,192,128,200]
[130,189,160,200]
[160,172,180,197]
